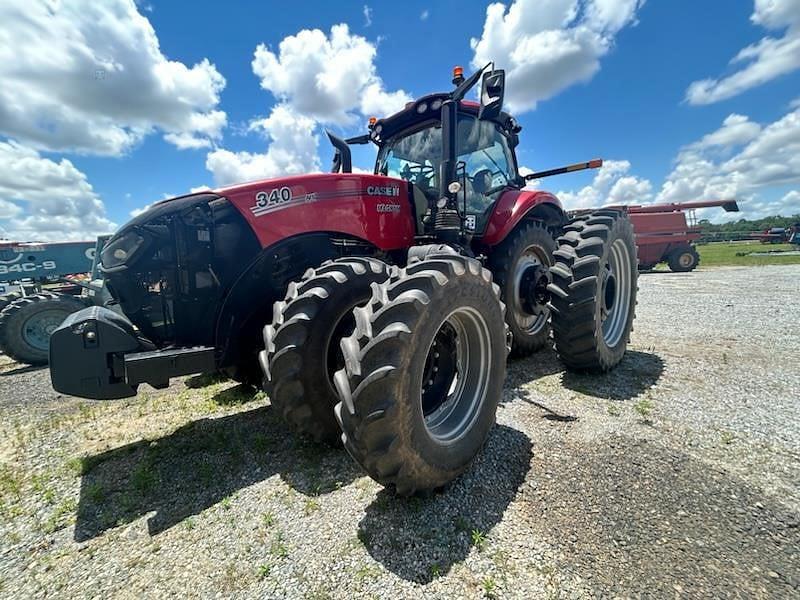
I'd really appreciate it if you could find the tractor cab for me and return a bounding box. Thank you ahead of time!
[329,66,523,239]
[371,94,522,235]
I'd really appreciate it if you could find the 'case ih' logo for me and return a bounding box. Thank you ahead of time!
[366,185,400,197]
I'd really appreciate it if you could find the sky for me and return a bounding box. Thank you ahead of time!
[0,0,798,240]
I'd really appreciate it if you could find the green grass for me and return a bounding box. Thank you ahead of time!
[696,242,800,267]
[634,398,654,422]
[481,576,498,598]
[471,529,488,551]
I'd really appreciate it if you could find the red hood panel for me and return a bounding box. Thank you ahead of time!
[217,173,417,250]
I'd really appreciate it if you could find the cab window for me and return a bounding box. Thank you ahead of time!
[456,115,515,232]
[376,123,441,198]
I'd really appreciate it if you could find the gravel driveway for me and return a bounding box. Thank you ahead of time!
[1,265,798,598]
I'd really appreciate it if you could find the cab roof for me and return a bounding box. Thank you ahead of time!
[369,92,519,144]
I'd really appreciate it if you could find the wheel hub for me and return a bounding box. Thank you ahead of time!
[23,310,69,351]
[519,264,550,314]
[421,322,458,415]
[511,247,552,335]
[421,307,491,444]
[603,273,617,313]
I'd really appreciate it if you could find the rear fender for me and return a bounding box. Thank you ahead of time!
[480,190,565,247]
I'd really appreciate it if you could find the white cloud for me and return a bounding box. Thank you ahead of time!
[780,190,800,206]
[658,106,800,210]
[0,0,226,155]
[359,84,413,119]
[209,24,407,186]
[555,105,800,220]
[206,105,320,186]
[556,160,651,209]
[470,0,644,114]
[251,24,410,124]
[130,204,153,218]
[0,141,116,241]
[363,5,373,27]
[420,9,430,21]
[686,0,800,105]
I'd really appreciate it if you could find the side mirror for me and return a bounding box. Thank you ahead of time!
[326,130,352,173]
[479,69,505,120]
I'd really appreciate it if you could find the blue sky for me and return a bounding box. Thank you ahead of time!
[0,0,798,240]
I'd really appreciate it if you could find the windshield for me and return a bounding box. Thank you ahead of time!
[375,114,516,232]
[376,121,441,196]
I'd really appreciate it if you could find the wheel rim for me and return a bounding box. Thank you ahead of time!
[600,239,633,348]
[510,245,551,335]
[420,307,491,444]
[22,309,69,351]
[679,253,693,268]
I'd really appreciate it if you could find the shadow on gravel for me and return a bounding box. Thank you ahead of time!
[356,424,531,583]
[505,347,564,386]
[0,364,46,377]
[524,435,800,596]
[184,372,231,389]
[73,395,361,541]
[561,350,664,400]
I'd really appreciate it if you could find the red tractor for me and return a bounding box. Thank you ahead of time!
[50,65,638,494]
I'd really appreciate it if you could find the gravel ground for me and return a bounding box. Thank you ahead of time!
[0,264,798,599]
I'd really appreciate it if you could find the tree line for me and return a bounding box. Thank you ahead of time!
[698,214,800,233]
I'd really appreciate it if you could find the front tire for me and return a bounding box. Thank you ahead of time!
[259,257,391,444]
[489,220,556,357]
[334,255,508,495]
[548,210,638,372]
[0,294,87,365]
[667,245,699,272]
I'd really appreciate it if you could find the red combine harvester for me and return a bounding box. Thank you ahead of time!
[626,200,739,272]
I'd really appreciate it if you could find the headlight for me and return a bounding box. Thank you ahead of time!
[100,231,145,270]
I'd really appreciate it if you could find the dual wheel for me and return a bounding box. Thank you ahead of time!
[260,255,509,494]
[260,211,637,494]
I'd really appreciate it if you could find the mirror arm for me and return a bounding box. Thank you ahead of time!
[345,134,370,145]
[525,159,603,181]
[451,63,490,101]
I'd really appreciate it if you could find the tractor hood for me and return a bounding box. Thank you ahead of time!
[210,172,417,250]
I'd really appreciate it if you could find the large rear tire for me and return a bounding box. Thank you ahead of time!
[548,210,638,372]
[260,257,391,444]
[667,245,700,272]
[489,220,556,357]
[334,255,508,495]
[0,294,87,365]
